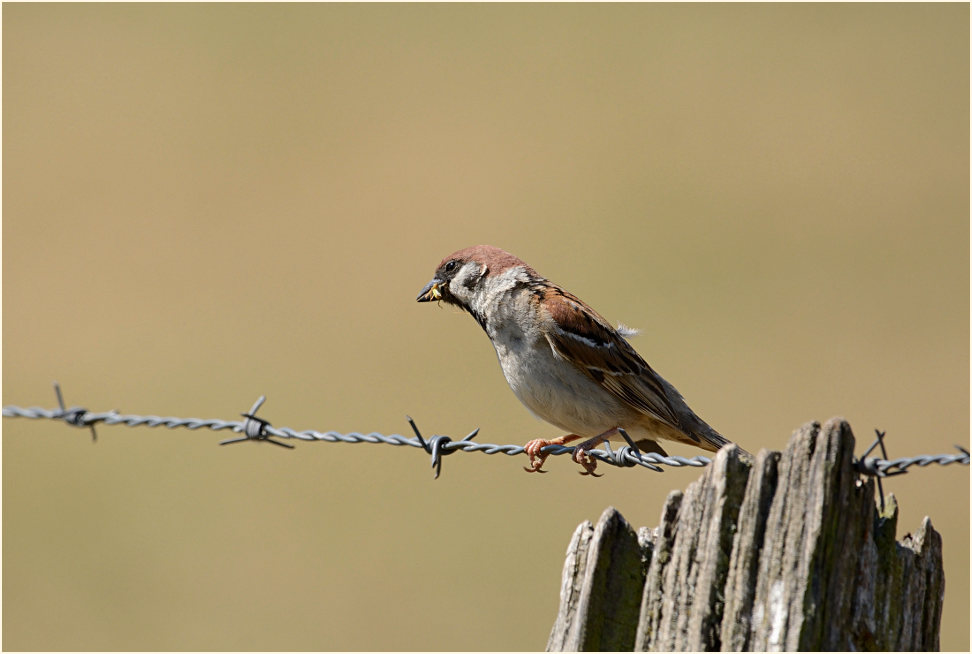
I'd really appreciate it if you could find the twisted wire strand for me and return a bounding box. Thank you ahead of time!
[861,452,970,476]
[3,390,968,480]
[0,400,714,475]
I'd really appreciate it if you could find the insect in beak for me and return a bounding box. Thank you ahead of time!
[416,280,443,303]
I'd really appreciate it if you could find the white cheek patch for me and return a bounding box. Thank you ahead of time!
[448,262,489,304]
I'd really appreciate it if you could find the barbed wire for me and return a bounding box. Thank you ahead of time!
[2,383,968,481]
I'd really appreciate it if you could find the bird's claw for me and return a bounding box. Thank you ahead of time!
[524,438,604,476]
[523,438,552,473]
[574,448,602,477]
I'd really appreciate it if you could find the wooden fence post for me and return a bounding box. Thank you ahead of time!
[546,417,945,651]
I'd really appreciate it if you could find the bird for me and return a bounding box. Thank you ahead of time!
[416,245,744,476]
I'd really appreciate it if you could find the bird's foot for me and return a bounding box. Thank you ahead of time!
[523,434,582,473]
[523,438,552,473]
[570,429,619,477]
[573,446,602,477]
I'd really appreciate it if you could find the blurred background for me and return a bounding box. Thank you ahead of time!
[3,4,968,651]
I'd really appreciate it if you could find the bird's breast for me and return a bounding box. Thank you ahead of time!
[488,324,626,436]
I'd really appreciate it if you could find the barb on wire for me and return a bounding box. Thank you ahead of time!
[856,430,899,512]
[2,385,968,481]
[616,428,663,472]
[852,428,970,513]
[407,416,480,479]
[218,396,294,449]
[52,381,98,442]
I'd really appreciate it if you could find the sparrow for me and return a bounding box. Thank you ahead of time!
[416,245,743,476]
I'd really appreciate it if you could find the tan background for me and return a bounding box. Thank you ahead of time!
[3,4,968,651]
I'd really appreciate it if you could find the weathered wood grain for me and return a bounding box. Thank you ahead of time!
[546,418,945,652]
[546,507,646,651]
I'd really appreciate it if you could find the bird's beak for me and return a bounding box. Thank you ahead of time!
[416,279,444,303]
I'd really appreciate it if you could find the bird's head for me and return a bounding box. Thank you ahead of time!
[416,245,534,310]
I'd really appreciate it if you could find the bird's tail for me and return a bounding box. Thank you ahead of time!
[693,422,751,459]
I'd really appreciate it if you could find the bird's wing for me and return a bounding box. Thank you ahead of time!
[538,286,690,437]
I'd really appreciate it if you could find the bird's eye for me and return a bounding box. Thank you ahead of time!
[444,260,457,273]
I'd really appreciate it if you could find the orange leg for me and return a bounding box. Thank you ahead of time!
[523,434,581,473]
[523,427,622,476]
